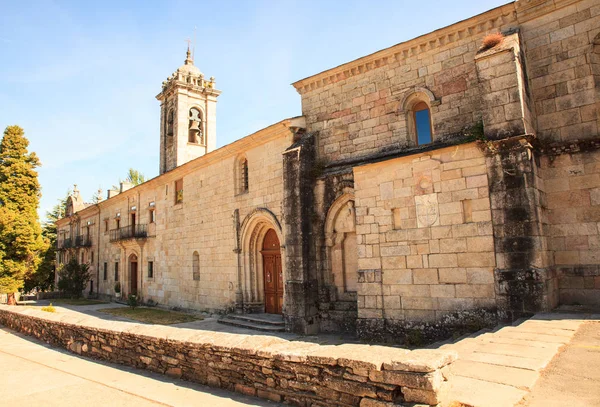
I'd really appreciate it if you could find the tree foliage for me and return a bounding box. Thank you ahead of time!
[0,125,44,294]
[24,190,70,292]
[126,168,146,186]
[57,258,91,299]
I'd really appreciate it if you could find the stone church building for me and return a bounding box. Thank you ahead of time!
[57,0,600,338]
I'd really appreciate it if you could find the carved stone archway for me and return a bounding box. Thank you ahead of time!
[324,193,358,302]
[238,208,285,313]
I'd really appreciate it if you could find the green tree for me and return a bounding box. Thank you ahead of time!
[24,190,70,292]
[125,168,146,186]
[0,126,44,300]
[111,168,146,191]
[57,258,91,298]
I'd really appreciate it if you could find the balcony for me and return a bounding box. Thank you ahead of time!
[58,238,73,250]
[110,224,148,242]
[75,235,92,247]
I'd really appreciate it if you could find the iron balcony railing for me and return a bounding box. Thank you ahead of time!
[58,238,73,250]
[109,224,148,242]
[75,235,92,247]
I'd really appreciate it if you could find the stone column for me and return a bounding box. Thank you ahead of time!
[282,132,319,334]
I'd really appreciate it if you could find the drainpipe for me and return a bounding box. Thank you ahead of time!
[97,205,101,297]
[233,209,243,314]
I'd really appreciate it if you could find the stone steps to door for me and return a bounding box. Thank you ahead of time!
[218,313,286,332]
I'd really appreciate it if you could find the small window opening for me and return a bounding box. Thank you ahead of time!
[414,101,432,145]
[192,251,200,281]
[240,159,249,193]
[175,179,183,204]
[148,261,154,278]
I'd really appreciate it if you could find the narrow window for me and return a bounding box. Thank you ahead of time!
[114,262,119,281]
[149,209,155,223]
[175,179,183,203]
[167,109,174,136]
[81,251,85,263]
[192,251,200,281]
[240,158,249,193]
[104,220,109,232]
[148,261,154,278]
[103,263,107,280]
[414,101,432,145]
[116,218,120,229]
[91,251,94,263]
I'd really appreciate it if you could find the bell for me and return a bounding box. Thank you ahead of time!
[189,120,200,132]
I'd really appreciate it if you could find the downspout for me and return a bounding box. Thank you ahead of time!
[139,188,143,300]
[96,205,101,296]
[233,209,243,314]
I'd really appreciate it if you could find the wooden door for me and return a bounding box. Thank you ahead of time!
[262,229,283,314]
[130,261,138,295]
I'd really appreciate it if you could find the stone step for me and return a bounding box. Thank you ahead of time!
[449,359,540,390]
[444,375,527,407]
[225,313,285,326]
[218,317,286,332]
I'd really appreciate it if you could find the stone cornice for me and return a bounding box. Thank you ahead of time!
[514,0,580,23]
[291,2,517,95]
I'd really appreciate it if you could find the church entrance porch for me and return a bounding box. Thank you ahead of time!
[262,229,283,314]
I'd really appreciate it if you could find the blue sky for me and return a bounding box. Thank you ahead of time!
[0,0,508,219]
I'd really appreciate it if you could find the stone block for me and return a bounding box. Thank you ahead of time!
[457,252,495,267]
[430,284,456,298]
[439,238,467,253]
[439,268,467,284]
[455,284,494,299]
[429,254,458,268]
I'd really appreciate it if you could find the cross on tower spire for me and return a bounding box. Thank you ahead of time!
[185,38,193,65]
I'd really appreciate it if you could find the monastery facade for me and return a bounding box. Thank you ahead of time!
[56,0,600,339]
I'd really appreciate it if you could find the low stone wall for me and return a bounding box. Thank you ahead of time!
[0,306,456,406]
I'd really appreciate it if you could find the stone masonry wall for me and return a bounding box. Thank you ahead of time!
[57,124,292,313]
[0,306,456,407]
[541,145,600,305]
[352,142,497,340]
[519,0,600,142]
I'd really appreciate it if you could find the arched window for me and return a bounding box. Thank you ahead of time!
[400,88,437,147]
[413,101,433,145]
[188,107,204,144]
[192,251,200,281]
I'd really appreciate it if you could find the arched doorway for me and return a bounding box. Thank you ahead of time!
[261,229,283,314]
[325,194,358,301]
[129,253,138,295]
[238,208,285,314]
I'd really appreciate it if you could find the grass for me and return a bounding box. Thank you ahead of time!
[98,307,200,325]
[480,32,504,51]
[53,298,109,306]
[41,303,56,313]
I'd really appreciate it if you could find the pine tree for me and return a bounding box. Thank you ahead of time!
[125,168,146,186]
[0,125,44,299]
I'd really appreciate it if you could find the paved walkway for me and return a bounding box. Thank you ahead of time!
[518,320,600,407]
[0,326,278,406]
[440,312,600,407]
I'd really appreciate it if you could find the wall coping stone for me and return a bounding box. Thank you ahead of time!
[0,305,457,406]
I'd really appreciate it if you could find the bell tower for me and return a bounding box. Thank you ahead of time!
[157,46,221,174]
